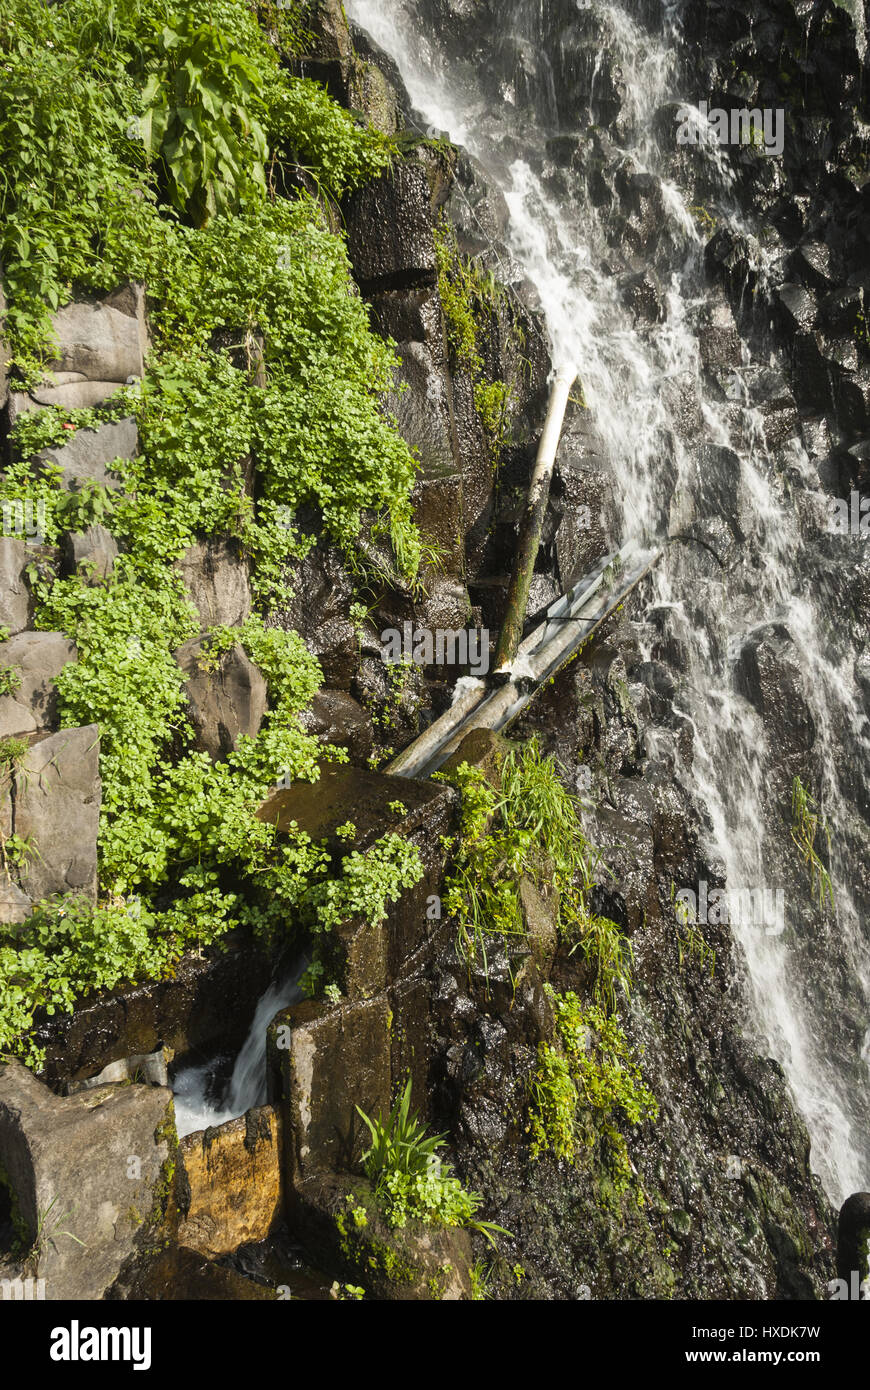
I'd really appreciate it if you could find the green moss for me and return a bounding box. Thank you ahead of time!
[434,218,515,462]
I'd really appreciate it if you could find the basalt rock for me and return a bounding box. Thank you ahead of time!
[175,537,252,632]
[175,637,267,761]
[3,724,101,903]
[736,625,817,772]
[298,689,374,765]
[272,996,392,1188]
[0,1059,174,1302]
[0,631,77,738]
[31,416,138,493]
[293,1172,473,1300]
[177,1106,284,1257]
[0,883,31,926]
[345,160,438,293]
[0,539,32,635]
[4,288,148,428]
[61,524,119,583]
[278,541,357,689]
[33,930,274,1090]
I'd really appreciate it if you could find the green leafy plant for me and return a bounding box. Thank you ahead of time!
[139,12,269,225]
[0,666,21,698]
[528,989,657,1195]
[670,883,716,977]
[356,1078,508,1245]
[437,740,630,1005]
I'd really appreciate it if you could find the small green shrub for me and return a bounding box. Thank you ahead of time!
[437,739,631,1005]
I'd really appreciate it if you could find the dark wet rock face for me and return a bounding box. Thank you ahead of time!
[326,0,858,1300]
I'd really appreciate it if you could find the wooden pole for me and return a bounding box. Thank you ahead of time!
[493,363,577,672]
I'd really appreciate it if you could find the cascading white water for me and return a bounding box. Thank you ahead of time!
[173,973,303,1138]
[346,0,870,1203]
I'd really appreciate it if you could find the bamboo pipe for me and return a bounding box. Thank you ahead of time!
[493,363,578,672]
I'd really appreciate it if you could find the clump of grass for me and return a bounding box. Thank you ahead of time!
[791,777,834,910]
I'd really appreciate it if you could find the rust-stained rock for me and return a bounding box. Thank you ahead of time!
[177,1105,283,1257]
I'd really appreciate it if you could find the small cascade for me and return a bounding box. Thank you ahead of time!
[173,972,304,1139]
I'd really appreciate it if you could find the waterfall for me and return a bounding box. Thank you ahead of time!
[346,0,870,1203]
[173,972,303,1139]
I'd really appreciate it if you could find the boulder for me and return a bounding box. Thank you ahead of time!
[175,637,267,761]
[347,53,400,135]
[836,1192,870,1284]
[775,282,818,336]
[61,524,118,583]
[5,286,148,425]
[620,268,666,324]
[735,626,816,761]
[35,416,139,492]
[175,538,252,631]
[385,339,456,477]
[680,442,749,543]
[414,576,473,650]
[298,689,374,764]
[0,631,77,737]
[345,161,437,292]
[47,294,146,384]
[5,724,101,902]
[0,1058,175,1301]
[65,1047,172,1096]
[444,149,511,261]
[32,930,274,1090]
[368,286,449,365]
[9,381,127,416]
[177,1105,283,1257]
[412,465,465,579]
[0,539,32,635]
[698,299,743,372]
[259,761,456,981]
[280,542,357,688]
[0,883,31,925]
[439,725,507,789]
